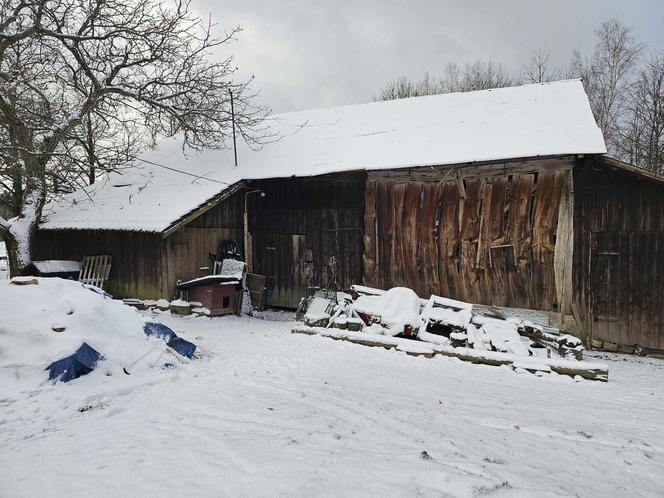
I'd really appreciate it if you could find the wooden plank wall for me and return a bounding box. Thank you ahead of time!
[363,158,573,311]
[573,157,664,350]
[185,188,245,230]
[161,227,243,298]
[161,189,244,298]
[34,229,163,298]
[250,173,366,308]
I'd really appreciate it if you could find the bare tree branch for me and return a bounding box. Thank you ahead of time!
[0,0,269,274]
[571,18,643,155]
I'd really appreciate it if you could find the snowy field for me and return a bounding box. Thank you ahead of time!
[2,301,664,496]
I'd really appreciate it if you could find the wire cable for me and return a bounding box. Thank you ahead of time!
[134,157,235,186]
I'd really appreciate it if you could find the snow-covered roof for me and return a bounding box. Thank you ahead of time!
[41,80,606,233]
[32,260,82,274]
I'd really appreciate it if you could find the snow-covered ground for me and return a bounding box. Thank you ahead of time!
[2,299,664,496]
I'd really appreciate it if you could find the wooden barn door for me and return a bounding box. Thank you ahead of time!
[590,231,664,350]
[321,208,363,291]
[253,232,313,308]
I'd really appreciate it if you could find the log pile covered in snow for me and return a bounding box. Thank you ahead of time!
[294,285,608,381]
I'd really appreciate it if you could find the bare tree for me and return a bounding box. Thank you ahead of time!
[0,0,268,275]
[521,49,561,83]
[439,63,463,93]
[571,19,643,154]
[618,53,664,172]
[65,109,147,187]
[373,75,420,101]
[374,59,515,102]
[457,59,515,91]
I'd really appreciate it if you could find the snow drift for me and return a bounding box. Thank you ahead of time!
[0,277,188,384]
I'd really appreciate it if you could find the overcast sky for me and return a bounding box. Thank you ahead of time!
[192,0,664,114]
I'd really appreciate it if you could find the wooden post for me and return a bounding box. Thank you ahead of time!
[244,189,265,273]
[244,194,251,273]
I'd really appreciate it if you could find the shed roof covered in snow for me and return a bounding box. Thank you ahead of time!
[41,79,606,233]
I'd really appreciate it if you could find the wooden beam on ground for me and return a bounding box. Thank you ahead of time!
[291,325,609,381]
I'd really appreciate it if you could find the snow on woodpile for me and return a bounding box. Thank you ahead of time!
[352,287,421,336]
[41,80,605,232]
[0,278,188,386]
[295,285,609,381]
[420,295,472,329]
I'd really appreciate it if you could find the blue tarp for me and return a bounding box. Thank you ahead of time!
[143,322,197,358]
[46,343,102,382]
[166,337,197,358]
[143,322,177,341]
[45,324,197,383]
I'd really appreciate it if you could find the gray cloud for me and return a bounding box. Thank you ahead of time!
[191,0,664,113]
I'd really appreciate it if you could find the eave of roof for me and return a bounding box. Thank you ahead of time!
[161,181,246,239]
[596,156,664,186]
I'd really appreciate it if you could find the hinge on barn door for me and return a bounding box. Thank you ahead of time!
[595,315,619,322]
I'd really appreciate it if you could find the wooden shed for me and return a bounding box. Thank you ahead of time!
[36,80,664,351]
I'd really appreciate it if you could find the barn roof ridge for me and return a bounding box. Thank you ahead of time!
[274,79,586,117]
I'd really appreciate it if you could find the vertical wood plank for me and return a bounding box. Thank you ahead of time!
[508,174,535,308]
[531,171,564,310]
[459,179,484,304]
[391,183,407,287]
[401,182,423,295]
[418,182,441,297]
[362,181,377,287]
[438,180,461,300]
[476,180,493,303]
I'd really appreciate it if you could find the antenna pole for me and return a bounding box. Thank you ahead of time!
[229,89,238,167]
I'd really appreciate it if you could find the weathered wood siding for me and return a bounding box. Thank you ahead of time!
[363,157,574,311]
[250,173,365,308]
[34,229,163,298]
[161,189,244,297]
[573,157,664,350]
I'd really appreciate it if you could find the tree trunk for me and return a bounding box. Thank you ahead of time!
[3,232,21,277]
[0,181,46,277]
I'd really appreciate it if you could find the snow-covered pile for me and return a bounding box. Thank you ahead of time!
[301,285,594,373]
[419,295,473,330]
[0,278,163,383]
[352,287,421,335]
[468,316,530,356]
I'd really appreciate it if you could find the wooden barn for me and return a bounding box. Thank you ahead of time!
[37,80,664,351]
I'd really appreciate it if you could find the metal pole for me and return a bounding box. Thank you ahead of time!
[229,89,238,167]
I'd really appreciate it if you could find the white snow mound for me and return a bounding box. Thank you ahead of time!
[0,278,156,382]
[352,287,421,335]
